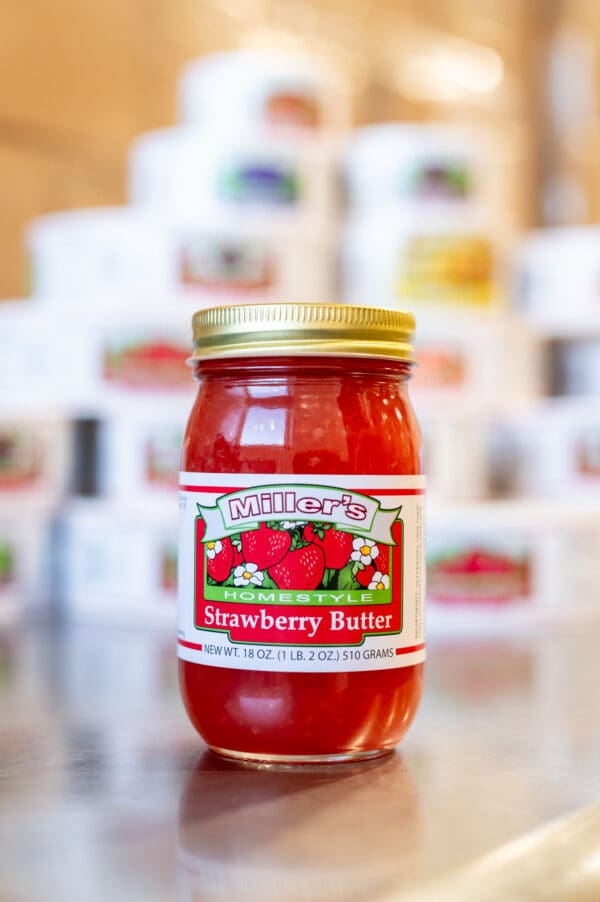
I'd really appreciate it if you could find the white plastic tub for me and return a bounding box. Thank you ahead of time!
[179,49,350,136]
[418,409,492,502]
[0,500,55,624]
[97,401,187,497]
[68,309,196,416]
[26,207,165,301]
[515,227,600,332]
[412,310,544,407]
[0,302,79,416]
[342,208,499,309]
[496,398,600,497]
[0,302,196,417]
[0,418,72,499]
[128,128,337,220]
[344,123,484,212]
[27,206,335,304]
[426,500,600,634]
[58,499,178,626]
[167,215,335,303]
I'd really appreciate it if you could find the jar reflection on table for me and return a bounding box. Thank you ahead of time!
[177,751,422,901]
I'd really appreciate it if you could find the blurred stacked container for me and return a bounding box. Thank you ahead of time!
[422,218,600,632]
[0,300,76,623]
[342,124,495,307]
[504,228,600,505]
[2,49,345,626]
[342,123,543,500]
[3,44,599,637]
[340,121,600,632]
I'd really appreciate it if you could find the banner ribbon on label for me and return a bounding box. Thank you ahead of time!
[196,484,402,545]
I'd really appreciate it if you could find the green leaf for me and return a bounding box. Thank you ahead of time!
[309,521,327,540]
[321,567,336,588]
[337,562,357,590]
[291,531,309,550]
[260,574,277,590]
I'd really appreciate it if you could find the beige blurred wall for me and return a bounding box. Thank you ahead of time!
[0,0,546,299]
[0,0,228,298]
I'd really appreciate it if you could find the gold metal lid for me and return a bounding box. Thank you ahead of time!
[190,303,415,362]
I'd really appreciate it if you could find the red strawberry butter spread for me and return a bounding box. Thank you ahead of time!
[178,303,425,763]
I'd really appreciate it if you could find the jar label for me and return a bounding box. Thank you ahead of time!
[412,345,467,390]
[103,336,191,390]
[178,235,275,294]
[263,87,321,130]
[0,429,41,489]
[427,540,533,604]
[178,473,425,672]
[219,163,301,205]
[406,161,473,200]
[396,235,494,305]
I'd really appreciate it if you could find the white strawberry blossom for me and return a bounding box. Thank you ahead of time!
[351,538,379,566]
[281,520,307,529]
[368,571,389,591]
[205,540,223,560]
[234,562,264,587]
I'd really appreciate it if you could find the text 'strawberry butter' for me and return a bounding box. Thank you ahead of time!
[178,303,425,763]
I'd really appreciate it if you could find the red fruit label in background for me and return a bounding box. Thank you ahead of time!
[178,473,426,673]
[427,545,532,604]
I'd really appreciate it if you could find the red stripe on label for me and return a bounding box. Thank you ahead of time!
[180,485,245,494]
[395,643,426,655]
[180,484,425,495]
[179,639,203,651]
[367,488,425,495]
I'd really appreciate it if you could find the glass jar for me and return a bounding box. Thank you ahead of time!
[178,303,425,763]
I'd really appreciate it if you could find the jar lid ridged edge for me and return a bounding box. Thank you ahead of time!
[191,303,416,362]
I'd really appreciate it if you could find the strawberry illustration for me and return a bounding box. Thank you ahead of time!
[356,564,375,588]
[269,544,325,590]
[206,537,234,582]
[302,524,353,569]
[241,523,291,569]
[376,544,390,574]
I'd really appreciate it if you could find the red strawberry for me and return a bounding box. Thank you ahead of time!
[302,525,353,569]
[376,544,390,574]
[356,564,375,588]
[268,544,325,590]
[206,537,234,582]
[241,524,291,569]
